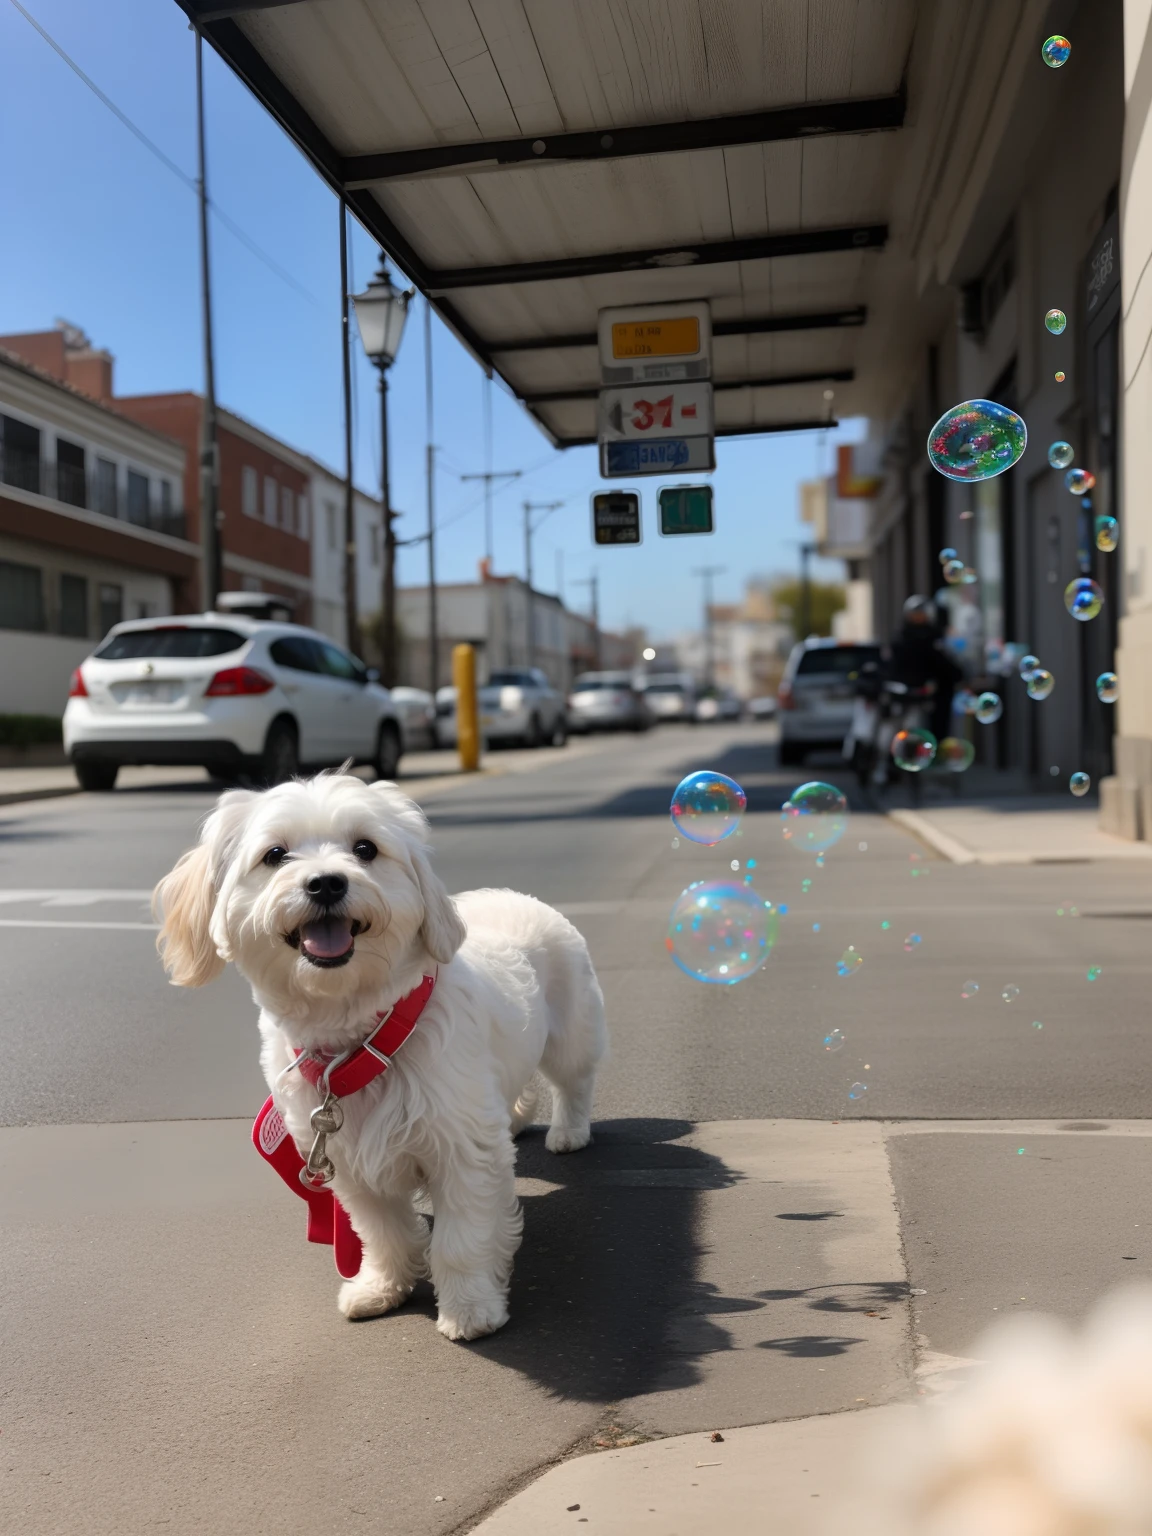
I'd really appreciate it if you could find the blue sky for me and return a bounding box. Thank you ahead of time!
[1,0,861,640]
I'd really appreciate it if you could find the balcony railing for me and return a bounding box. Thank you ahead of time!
[0,449,187,540]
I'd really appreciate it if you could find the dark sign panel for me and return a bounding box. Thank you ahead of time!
[658,484,714,536]
[592,491,642,545]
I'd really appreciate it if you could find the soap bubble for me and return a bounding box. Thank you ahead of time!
[1096,516,1119,553]
[954,688,978,716]
[1048,441,1075,469]
[1027,669,1055,700]
[837,946,863,978]
[848,1082,868,1101]
[1019,653,1040,680]
[1065,467,1096,495]
[1097,672,1119,703]
[1064,577,1104,621]
[1044,308,1068,335]
[1002,985,1020,1003]
[1055,370,1066,383]
[670,770,746,844]
[666,880,777,985]
[1087,966,1102,982]
[1070,771,1091,797]
[975,692,1003,725]
[780,781,848,855]
[961,566,979,585]
[822,1028,846,1054]
[1042,34,1071,67]
[939,546,959,564]
[938,736,975,772]
[881,920,891,931]
[904,933,922,952]
[942,558,965,584]
[1032,1020,1044,1030]
[892,728,937,771]
[927,400,1027,482]
[961,980,980,999]
[960,509,974,520]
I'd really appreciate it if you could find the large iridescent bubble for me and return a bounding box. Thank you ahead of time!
[927,400,1027,482]
[670,770,746,844]
[780,781,848,854]
[891,729,937,771]
[1042,34,1071,67]
[666,880,778,985]
[938,737,975,772]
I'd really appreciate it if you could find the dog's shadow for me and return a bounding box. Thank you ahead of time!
[398,1117,743,1404]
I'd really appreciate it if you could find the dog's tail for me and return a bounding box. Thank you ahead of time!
[509,1072,544,1138]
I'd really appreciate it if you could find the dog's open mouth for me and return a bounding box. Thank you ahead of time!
[286,917,368,968]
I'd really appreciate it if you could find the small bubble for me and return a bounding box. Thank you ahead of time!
[837,946,863,978]
[821,1028,845,1054]
[858,841,868,851]
[1064,576,1103,620]
[746,858,757,868]
[812,922,821,932]
[730,859,740,870]
[1097,672,1119,704]
[1087,965,1103,982]
[1042,34,1071,68]
[848,1082,868,1101]
[779,904,789,916]
[1070,771,1091,797]
[904,933,922,951]
[1044,307,1068,334]
[1055,370,1066,382]
[815,853,825,868]
[1002,985,1020,1003]
[802,878,812,892]
[671,837,680,848]
[1047,441,1074,470]
[975,692,1003,725]
[1027,670,1055,700]
[1049,764,1060,776]
[881,920,891,931]
[1032,1020,1044,1030]
[961,980,979,999]
[1017,1147,1026,1156]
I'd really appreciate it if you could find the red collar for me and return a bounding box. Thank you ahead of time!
[293,972,436,1098]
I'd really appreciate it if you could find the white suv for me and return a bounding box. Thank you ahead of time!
[63,615,403,791]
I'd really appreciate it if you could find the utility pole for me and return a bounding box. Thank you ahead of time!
[194,30,221,611]
[572,571,601,668]
[523,499,563,666]
[798,542,817,640]
[692,565,726,689]
[460,468,521,568]
[555,548,564,605]
[424,298,438,693]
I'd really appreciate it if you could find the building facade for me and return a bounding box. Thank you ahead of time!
[308,459,386,650]
[0,344,193,712]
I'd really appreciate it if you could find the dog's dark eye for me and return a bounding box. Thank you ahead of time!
[262,845,289,867]
[352,839,378,862]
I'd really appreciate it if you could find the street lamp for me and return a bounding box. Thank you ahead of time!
[353,259,413,682]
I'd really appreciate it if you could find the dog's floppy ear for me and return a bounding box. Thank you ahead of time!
[153,788,255,986]
[410,842,466,963]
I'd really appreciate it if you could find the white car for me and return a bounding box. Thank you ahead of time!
[388,686,438,751]
[478,669,567,747]
[640,672,697,722]
[63,614,404,791]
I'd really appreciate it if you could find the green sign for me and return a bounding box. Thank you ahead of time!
[658,484,714,536]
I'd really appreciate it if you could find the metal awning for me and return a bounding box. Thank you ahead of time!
[181,0,917,447]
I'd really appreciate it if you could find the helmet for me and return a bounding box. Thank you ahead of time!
[902,595,937,624]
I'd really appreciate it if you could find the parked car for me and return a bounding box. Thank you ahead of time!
[63,615,404,791]
[433,685,458,748]
[777,638,882,767]
[694,689,743,723]
[388,686,438,751]
[567,671,652,733]
[747,695,779,721]
[479,668,567,747]
[639,672,696,722]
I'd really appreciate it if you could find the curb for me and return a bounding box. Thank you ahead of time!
[886,808,976,864]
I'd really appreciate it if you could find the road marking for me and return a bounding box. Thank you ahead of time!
[0,919,159,931]
[0,889,153,906]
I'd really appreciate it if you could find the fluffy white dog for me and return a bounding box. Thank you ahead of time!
[154,771,607,1341]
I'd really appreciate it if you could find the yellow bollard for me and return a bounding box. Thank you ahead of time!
[453,643,480,772]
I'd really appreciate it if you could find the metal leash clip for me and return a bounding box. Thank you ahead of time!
[299,1092,344,1189]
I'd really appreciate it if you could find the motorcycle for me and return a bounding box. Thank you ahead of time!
[844,665,937,803]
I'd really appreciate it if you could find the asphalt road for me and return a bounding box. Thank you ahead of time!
[3,724,1152,1534]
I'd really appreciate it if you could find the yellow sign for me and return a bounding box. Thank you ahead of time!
[611,317,700,360]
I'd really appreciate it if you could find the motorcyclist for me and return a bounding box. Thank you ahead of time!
[885,595,963,745]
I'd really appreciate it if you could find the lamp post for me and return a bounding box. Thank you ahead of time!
[352,257,413,682]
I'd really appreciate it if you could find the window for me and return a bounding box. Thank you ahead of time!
[96,625,245,660]
[263,476,277,524]
[279,485,293,531]
[269,636,321,672]
[297,494,310,541]
[97,583,123,637]
[0,559,45,631]
[1,416,40,494]
[326,503,338,551]
[794,645,881,677]
[134,602,157,620]
[126,470,149,526]
[242,465,258,518]
[160,481,172,517]
[369,524,380,565]
[94,458,117,518]
[59,574,88,637]
[317,642,366,683]
[56,438,86,508]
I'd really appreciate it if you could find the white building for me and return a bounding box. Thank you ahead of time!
[307,460,385,648]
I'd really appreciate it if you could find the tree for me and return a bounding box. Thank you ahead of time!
[770,577,846,640]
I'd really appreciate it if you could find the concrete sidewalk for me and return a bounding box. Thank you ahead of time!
[889,797,1152,863]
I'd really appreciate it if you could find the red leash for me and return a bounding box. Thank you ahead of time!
[251,973,436,1278]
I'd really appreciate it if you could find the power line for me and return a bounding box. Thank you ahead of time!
[8,0,322,308]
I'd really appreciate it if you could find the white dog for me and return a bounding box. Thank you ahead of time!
[154,771,607,1341]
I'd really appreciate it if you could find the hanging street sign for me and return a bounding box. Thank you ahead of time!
[597,381,714,441]
[599,437,715,478]
[598,301,712,384]
[658,484,715,536]
[591,490,642,545]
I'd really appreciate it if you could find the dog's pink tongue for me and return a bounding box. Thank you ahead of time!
[300,917,355,959]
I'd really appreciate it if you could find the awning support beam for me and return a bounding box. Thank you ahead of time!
[490,308,867,353]
[564,419,839,446]
[427,227,887,292]
[522,369,855,404]
[343,93,905,186]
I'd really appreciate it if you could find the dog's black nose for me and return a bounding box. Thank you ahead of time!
[305,872,349,907]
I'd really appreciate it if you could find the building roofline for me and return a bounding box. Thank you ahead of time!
[0,349,184,453]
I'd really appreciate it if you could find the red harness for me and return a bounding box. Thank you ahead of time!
[251,973,436,1278]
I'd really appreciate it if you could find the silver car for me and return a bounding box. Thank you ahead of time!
[479,669,568,747]
[777,639,881,767]
[567,672,651,732]
[639,672,696,722]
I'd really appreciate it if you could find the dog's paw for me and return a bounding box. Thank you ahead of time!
[436,1298,510,1342]
[546,1123,592,1153]
[337,1273,412,1320]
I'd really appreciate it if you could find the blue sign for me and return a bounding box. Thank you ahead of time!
[600,436,715,478]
